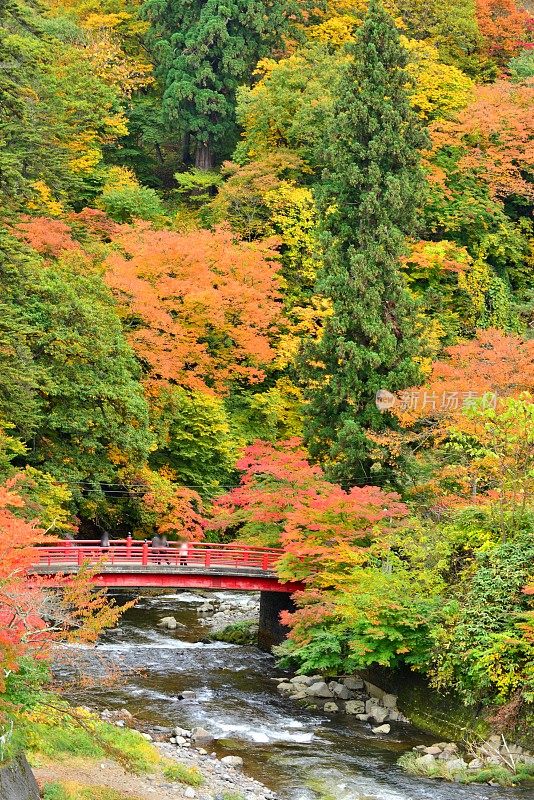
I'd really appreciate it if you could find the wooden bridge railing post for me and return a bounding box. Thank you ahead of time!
[141,540,149,566]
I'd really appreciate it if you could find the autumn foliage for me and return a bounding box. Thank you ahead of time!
[430,80,534,201]
[104,224,282,394]
[210,438,408,580]
[475,0,533,62]
[0,478,129,703]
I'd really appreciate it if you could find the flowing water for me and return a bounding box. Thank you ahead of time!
[57,591,530,800]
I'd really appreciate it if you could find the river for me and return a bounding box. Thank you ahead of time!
[57,590,530,800]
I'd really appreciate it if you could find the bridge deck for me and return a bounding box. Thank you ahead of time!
[31,539,303,593]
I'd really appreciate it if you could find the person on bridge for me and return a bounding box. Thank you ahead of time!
[160,534,171,564]
[100,532,110,551]
[151,534,163,563]
[179,540,188,566]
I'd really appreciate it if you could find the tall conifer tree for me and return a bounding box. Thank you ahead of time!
[301,0,428,485]
[143,0,303,168]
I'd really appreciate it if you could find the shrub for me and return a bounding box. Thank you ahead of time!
[162,761,204,786]
[98,185,165,223]
[20,704,159,774]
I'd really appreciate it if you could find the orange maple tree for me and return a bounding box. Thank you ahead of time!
[391,329,534,428]
[104,223,282,394]
[12,216,81,257]
[476,0,533,62]
[430,80,534,201]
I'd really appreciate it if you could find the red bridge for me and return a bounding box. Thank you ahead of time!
[32,538,303,593]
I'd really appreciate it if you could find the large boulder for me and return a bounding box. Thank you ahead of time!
[343,676,364,691]
[368,705,389,725]
[329,681,351,700]
[158,616,178,630]
[0,754,39,800]
[372,724,391,734]
[190,726,213,745]
[221,755,243,768]
[305,681,333,698]
[345,700,365,715]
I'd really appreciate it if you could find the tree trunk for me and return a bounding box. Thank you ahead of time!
[194,141,214,170]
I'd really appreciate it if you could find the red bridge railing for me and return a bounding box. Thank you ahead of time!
[34,538,283,572]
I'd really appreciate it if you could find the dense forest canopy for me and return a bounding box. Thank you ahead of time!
[1,0,533,727]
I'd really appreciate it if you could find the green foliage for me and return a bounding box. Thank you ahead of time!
[398,750,534,786]
[301,0,428,485]
[143,0,305,166]
[162,761,204,786]
[3,659,50,712]
[277,556,439,674]
[508,49,534,81]
[429,534,534,706]
[0,234,152,496]
[22,708,160,774]
[394,0,485,77]
[97,185,165,223]
[173,168,223,208]
[150,387,239,497]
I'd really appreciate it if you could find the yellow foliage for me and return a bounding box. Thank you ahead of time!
[27,181,64,216]
[403,37,474,120]
[307,15,357,45]
[104,165,139,191]
[102,113,129,139]
[83,11,131,29]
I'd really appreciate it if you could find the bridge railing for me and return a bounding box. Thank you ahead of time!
[34,539,284,572]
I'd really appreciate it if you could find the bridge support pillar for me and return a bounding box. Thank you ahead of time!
[258,591,295,652]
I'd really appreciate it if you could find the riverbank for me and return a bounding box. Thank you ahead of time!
[20,701,277,800]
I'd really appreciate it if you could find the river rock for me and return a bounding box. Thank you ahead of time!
[372,724,391,734]
[290,675,318,686]
[175,736,188,746]
[324,702,339,712]
[221,756,244,768]
[329,681,351,700]
[468,758,484,770]
[368,705,388,725]
[158,616,178,629]
[447,758,468,772]
[191,726,214,745]
[277,682,294,695]
[423,745,443,756]
[184,789,196,798]
[198,603,215,613]
[175,726,191,738]
[356,713,370,721]
[289,691,307,700]
[381,693,397,709]
[364,681,386,701]
[343,676,364,691]
[305,681,333,698]
[345,700,365,714]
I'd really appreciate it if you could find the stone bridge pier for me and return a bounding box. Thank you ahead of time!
[258,590,296,651]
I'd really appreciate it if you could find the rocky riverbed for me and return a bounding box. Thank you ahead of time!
[275,674,409,731]
[56,590,531,800]
[97,707,278,800]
